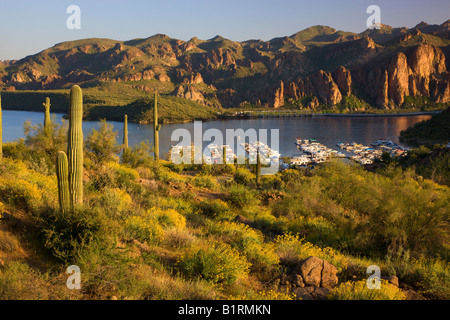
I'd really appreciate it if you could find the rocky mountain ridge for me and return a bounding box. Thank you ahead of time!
[1,20,449,110]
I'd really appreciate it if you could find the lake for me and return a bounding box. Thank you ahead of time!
[1,110,431,158]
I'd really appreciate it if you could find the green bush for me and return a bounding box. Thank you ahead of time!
[39,208,111,263]
[176,243,250,285]
[227,183,259,209]
[233,168,254,186]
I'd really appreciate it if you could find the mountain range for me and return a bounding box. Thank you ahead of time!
[1,20,450,112]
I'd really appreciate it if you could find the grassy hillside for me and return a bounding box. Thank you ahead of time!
[1,82,219,123]
[0,120,448,300]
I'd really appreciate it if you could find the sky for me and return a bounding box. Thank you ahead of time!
[0,0,449,60]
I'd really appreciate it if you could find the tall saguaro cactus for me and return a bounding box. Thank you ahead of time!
[223,145,227,165]
[56,151,70,212]
[123,114,129,150]
[67,85,84,208]
[256,151,262,186]
[43,97,51,136]
[56,85,84,211]
[0,92,2,161]
[153,92,161,161]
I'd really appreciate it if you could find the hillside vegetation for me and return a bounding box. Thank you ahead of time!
[0,118,448,300]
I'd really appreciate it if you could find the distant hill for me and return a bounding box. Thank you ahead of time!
[1,20,450,117]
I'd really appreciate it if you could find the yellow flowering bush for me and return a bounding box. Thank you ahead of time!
[151,208,187,230]
[176,243,250,285]
[206,221,280,272]
[124,215,165,244]
[274,233,349,271]
[328,280,406,300]
[96,187,133,216]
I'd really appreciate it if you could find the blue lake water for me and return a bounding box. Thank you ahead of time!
[1,110,430,158]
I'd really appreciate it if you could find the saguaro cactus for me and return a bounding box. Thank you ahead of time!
[256,151,262,186]
[67,85,84,207]
[0,93,2,161]
[153,92,161,160]
[123,114,129,150]
[43,97,51,136]
[223,145,227,165]
[56,151,70,212]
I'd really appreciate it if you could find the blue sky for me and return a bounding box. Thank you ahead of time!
[0,0,449,60]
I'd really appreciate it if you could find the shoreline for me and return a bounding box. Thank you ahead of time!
[2,107,439,124]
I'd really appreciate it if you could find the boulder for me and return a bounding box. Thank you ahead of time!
[293,256,338,288]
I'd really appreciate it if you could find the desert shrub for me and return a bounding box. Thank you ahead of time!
[130,265,217,300]
[200,164,236,176]
[85,119,121,164]
[233,289,295,300]
[176,243,250,285]
[0,262,49,300]
[158,197,195,215]
[195,199,230,218]
[273,161,450,258]
[233,168,254,186]
[94,187,133,217]
[0,231,19,253]
[164,161,184,174]
[164,228,196,249]
[226,183,259,209]
[22,118,68,172]
[328,280,406,300]
[39,208,111,263]
[122,140,154,168]
[205,221,280,274]
[260,175,285,190]
[191,174,218,190]
[107,162,140,188]
[280,169,304,184]
[274,233,349,271]
[123,215,165,245]
[150,208,186,230]
[385,246,450,300]
[2,140,31,162]
[0,178,43,212]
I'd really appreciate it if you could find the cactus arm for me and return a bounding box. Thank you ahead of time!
[56,151,70,212]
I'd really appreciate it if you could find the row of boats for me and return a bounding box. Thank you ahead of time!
[170,142,281,165]
[293,138,346,166]
[293,137,410,166]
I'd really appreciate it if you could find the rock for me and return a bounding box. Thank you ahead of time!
[293,274,305,288]
[382,275,399,287]
[293,286,330,300]
[293,256,338,288]
[403,289,426,300]
[321,260,339,288]
[293,286,315,300]
[332,66,352,96]
[172,85,206,104]
[311,70,342,105]
[234,215,252,226]
[272,81,285,108]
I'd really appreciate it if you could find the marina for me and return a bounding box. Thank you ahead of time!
[293,137,410,166]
